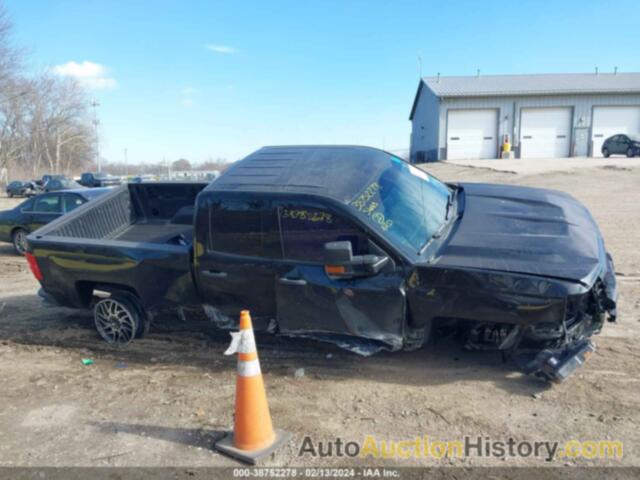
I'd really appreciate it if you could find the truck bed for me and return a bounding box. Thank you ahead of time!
[28,182,207,311]
[112,223,193,244]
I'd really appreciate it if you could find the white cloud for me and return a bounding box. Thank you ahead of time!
[180,86,196,108]
[51,61,117,89]
[180,98,194,108]
[205,44,237,54]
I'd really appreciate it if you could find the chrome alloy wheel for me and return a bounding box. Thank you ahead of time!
[94,298,138,345]
[12,229,28,255]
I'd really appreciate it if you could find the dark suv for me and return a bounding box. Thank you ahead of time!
[601,134,640,157]
[79,172,121,188]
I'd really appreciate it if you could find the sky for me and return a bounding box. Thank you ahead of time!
[5,0,640,165]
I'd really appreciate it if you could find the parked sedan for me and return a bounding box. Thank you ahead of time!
[43,178,84,192]
[0,188,109,254]
[5,181,38,198]
[602,134,640,157]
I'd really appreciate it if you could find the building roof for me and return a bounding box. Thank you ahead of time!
[208,145,397,203]
[410,72,640,119]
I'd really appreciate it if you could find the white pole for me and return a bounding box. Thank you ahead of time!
[91,100,101,172]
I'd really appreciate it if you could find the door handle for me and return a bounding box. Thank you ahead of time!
[203,270,228,278]
[278,277,307,286]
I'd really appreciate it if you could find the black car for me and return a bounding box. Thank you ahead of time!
[5,181,38,198]
[601,133,640,157]
[0,188,109,254]
[79,172,121,188]
[27,146,617,382]
[43,178,85,192]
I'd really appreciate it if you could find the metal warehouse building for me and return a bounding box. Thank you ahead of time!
[409,72,640,162]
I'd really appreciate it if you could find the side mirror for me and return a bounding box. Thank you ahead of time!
[324,241,389,279]
[324,241,353,264]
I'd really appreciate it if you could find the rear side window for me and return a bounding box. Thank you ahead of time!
[33,195,61,213]
[278,203,369,263]
[208,197,280,258]
[63,195,84,213]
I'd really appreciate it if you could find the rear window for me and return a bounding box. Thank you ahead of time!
[63,195,84,212]
[208,197,280,258]
[81,188,109,199]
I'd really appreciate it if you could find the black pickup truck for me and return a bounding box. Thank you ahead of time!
[26,146,617,381]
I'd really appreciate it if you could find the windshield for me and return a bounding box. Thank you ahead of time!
[349,156,450,254]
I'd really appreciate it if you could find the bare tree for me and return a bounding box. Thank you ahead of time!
[0,1,94,181]
[0,2,22,89]
[32,75,93,174]
[172,158,192,171]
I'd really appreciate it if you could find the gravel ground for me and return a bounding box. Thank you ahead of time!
[0,160,638,474]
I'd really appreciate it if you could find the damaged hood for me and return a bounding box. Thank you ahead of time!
[432,183,606,284]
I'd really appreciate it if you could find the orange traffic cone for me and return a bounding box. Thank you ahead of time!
[215,310,291,464]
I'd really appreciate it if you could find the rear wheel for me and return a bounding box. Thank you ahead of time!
[12,228,28,255]
[602,147,610,158]
[627,147,635,158]
[94,294,145,345]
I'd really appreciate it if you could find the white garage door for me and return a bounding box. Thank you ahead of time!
[520,107,572,158]
[446,109,498,160]
[592,106,640,157]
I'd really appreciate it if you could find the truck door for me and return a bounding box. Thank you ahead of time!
[272,200,406,347]
[195,194,278,323]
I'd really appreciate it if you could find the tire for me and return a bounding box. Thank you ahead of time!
[602,147,610,158]
[627,148,635,158]
[12,228,28,256]
[94,293,147,345]
[8,192,13,198]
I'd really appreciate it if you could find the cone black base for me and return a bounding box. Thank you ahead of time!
[215,429,292,464]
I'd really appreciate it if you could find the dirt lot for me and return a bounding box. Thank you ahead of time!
[0,160,639,472]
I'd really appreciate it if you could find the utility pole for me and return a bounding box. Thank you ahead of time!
[124,148,128,177]
[91,100,101,172]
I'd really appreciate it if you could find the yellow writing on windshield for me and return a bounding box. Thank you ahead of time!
[351,182,394,231]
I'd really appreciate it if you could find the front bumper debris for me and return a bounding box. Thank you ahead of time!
[519,340,596,383]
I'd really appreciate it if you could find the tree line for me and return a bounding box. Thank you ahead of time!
[0,3,94,183]
[103,157,230,177]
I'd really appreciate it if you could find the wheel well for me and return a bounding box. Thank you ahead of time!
[75,281,140,308]
[10,226,27,238]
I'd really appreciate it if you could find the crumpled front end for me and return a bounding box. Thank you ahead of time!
[517,252,617,382]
